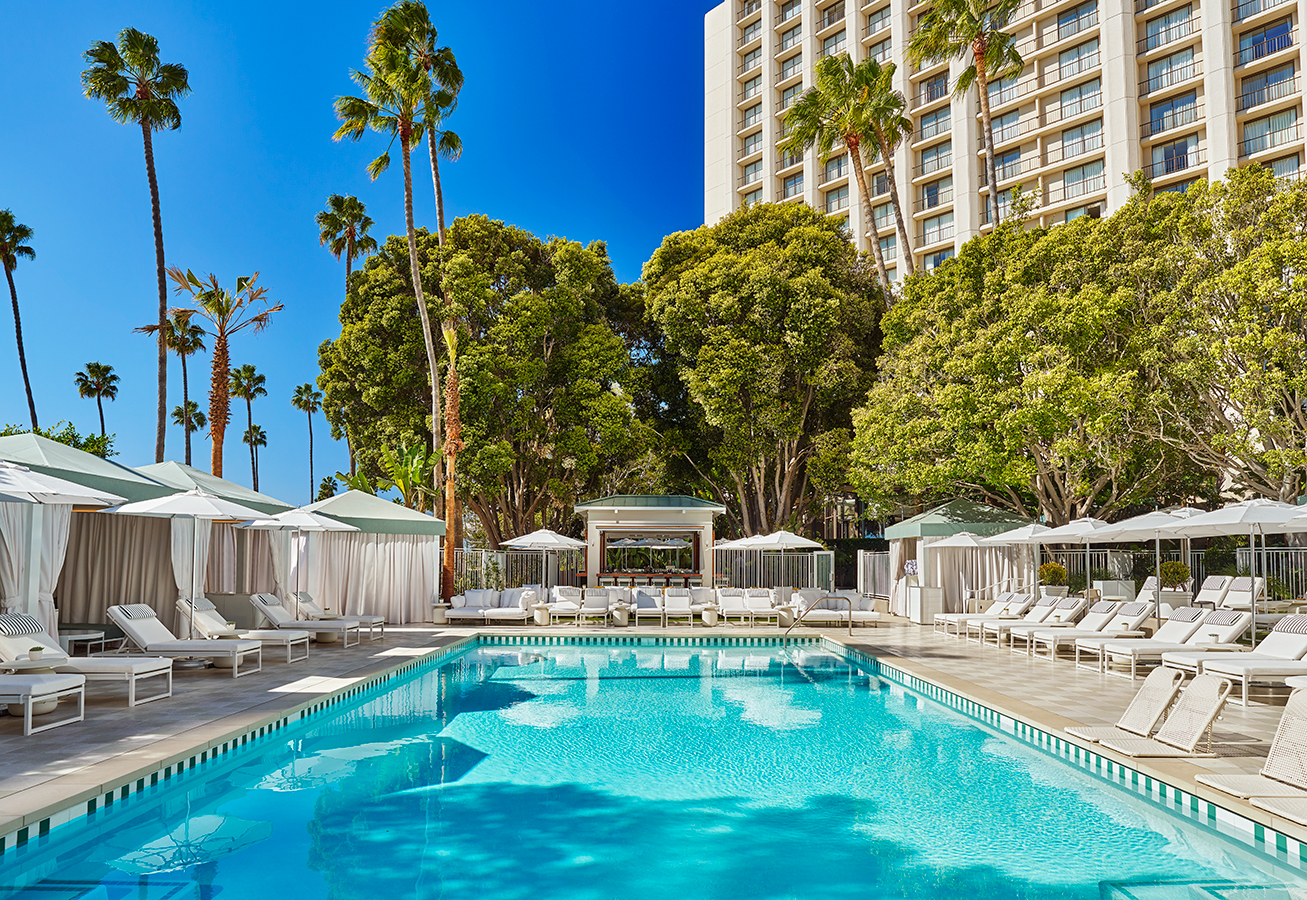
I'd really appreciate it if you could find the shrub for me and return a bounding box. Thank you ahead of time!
[1039,562,1067,585]
[1159,561,1191,589]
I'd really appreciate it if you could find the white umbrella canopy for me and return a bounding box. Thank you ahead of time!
[1086,508,1206,542]
[732,530,823,550]
[981,523,1053,545]
[1037,518,1111,541]
[0,459,125,507]
[501,528,585,550]
[929,531,986,548]
[239,509,360,611]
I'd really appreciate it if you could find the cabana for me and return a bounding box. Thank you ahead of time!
[884,500,1031,617]
[575,495,725,589]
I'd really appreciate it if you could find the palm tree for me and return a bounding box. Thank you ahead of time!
[137,311,206,465]
[334,17,444,521]
[908,0,1024,226]
[0,210,38,428]
[242,425,267,491]
[782,56,897,292]
[82,29,190,462]
[292,383,323,504]
[74,362,120,437]
[171,400,206,449]
[316,194,378,296]
[167,268,282,478]
[860,60,916,278]
[229,364,267,487]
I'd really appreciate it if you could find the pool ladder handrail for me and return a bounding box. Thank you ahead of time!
[784,593,855,637]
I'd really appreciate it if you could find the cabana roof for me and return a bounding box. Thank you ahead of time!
[135,461,292,516]
[301,490,446,536]
[884,499,1030,540]
[575,494,726,514]
[0,434,173,503]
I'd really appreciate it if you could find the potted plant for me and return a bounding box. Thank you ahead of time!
[1039,562,1069,597]
[1160,561,1191,591]
[27,646,43,661]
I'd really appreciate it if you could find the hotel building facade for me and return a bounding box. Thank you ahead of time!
[704,0,1305,277]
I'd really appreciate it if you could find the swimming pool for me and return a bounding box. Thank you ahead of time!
[0,640,1302,899]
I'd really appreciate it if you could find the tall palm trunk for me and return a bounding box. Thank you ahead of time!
[428,136,448,244]
[428,135,457,600]
[974,45,1001,227]
[399,131,444,534]
[181,352,191,465]
[3,265,37,429]
[142,121,168,462]
[96,396,105,436]
[345,233,354,295]
[307,410,315,503]
[872,127,917,276]
[246,397,255,486]
[210,333,229,477]
[848,141,892,294]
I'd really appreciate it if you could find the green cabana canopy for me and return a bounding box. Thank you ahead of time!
[884,500,1030,540]
[301,490,446,536]
[0,434,174,503]
[135,461,292,517]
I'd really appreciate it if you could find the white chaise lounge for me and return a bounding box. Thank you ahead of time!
[176,598,310,664]
[294,591,386,640]
[1029,601,1153,662]
[108,604,262,678]
[1097,609,1251,679]
[250,595,360,648]
[0,612,172,706]
[983,597,1084,648]
[1099,674,1232,757]
[966,595,1052,643]
[1065,667,1185,743]
[0,672,84,735]
[1167,614,1307,705]
[1197,688,1307,800]
[1073,606,1210,673]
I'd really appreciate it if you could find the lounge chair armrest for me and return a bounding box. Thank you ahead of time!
[1187,642,1245,650]
[1109,630,1148,637]
[1039,622,1077,628]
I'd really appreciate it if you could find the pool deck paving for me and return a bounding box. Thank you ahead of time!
[1,616,1303,850]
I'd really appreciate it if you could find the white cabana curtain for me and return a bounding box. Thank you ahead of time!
[59,513,175,627]
[204,524,276,595]
[923,535,970,614]
[37,504,72,637]
[268,530,291,600]
[170,518,213,600]
[206,522,238,592]
[888,538,916,617]
[0,502,25,614]
[307,532,436,624]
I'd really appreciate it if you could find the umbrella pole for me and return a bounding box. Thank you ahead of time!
[190,516,198,640]
[1085,542,1091,598]
[1251,527,1258,645]
[1154,533,1162,625]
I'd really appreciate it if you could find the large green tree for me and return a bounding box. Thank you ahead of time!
[82,29,190,462]
[643,202,881,535]
[0,210,38,429]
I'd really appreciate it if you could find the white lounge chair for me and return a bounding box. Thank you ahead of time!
[1191,575,1234,609]
[294,591,386,639]
[1099,674,1232,757]
[0,612,172,707]
[980,596,1078,648]
[939,593,1034,638]
[548,586,584,625]
[632,587,664,626]
[717,588,750,625]
[1029,601,1153,661]
[935,593,1011,635]
[0,672,84,735]
[177,598,310,664]
[250,594,360,648]
[663,591,695,627]
[1197,688,1307,799]
[1004,597,1104,655]
[1173,615,1307,705]
[1073,606,1209,674]
[965,595,1050,643]
[108,604,262,678]
[578,589,611,626]
[1096,609,1252,680]
[744,589,778,626]
[1065,667,1185,743]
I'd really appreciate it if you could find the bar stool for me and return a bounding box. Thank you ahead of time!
[599,576,616,587]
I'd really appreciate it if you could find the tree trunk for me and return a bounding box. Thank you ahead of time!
[246,397,255,488]
[873,127,916,276]
[442,328,462,602]
[399,133,445,546]
[428,131,448,245]
[142,122,168,463]
[4,265,37,430]
[307,410,315,504]
[974,48,1002,227]
[345,233,353,297]
[848,142,893,294]
[96,396,105,437]
[210,333,229,477]
[181,351,191,466]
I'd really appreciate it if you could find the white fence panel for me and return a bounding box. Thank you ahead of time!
[859,550,892,598]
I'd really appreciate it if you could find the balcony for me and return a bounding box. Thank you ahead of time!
[818,2,846,30]
[737,55,763,76]
[738,168,764,188]
[1137,15,1200,54]
[1240,123,1302,156]
[821,37,849,58]
[1140,102,1202,138]
[821,165,849,185]
[915,151,953,177]
[865,16,891,39]
[1238,75,1300,111]
[914,186,954,212]
[1057,8,1100,42]
[1053,50,1102,84]
[918,223,955,245]
[779,56,804,81]
[982,154,1041,186]
[915,79,953,107]
[1142,145,1206,177]
[778,151,804,171]
[1046,133,1105,164]
[978,114,1041,149]
[1047,91,1104,125]
[1045,174,1107,203]
[740,0,762,19]
[1233,0,1292,23]
[921,116,952,141]
[777,5,802,26]
[1139,59,1201,96]
[1237,29,1295,66]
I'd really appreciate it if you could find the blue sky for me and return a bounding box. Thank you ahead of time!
[0,0,714,505]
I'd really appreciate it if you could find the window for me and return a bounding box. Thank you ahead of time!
[1146,48,1194,91]
[781,0,801,22]
[1239,19,1292,65]
[742,104,762,128]
[742,19,762,45]
[921,176,952,210]
[781,53,803,80]
[1058,1,1098,41]
[993,110,1020,143]
[873,201,893,229]
[920,141,951,175]
[1149,91,1196,134]
[1060,78,1102,117]
[988,75,1018,105]
[743,75,762,100]
[779,148,803,169]
[1272,153,1301,178]
[741,48,762,72]
[1156,178,1196,193]
[783,172,804,198]
[781,83,804,108]
[742,132,763,156]
[879,234,897,256]
[872,172,890,196]
[1059,39,1099,79]
[820,1,845,29]
[743,188,763,205]
[824,155,848,181]
[1243,108,1299,154]
[1061,119,1103,157]
[926,249,954,271]
[867,6,891,35]
[924,73,949,103]
[922,211,954,244]
[920,107,951,139]
[743,160,763,184]
[985,189,1013,222]
[1241,64,1295,109]
[1145,5,1192,51]
[1065,159,1105,196]
[870,37,892,62]
[1151,135,1196,172]
[995,148,1022,181]
[822,30,848,57]
[825,185,850,212]
[781,23,802,50]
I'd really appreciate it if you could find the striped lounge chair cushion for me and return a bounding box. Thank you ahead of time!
[191,597,218,611]
[1088,601,1118,614]
[1168,607,1205,623]
[0,613,43,636]
[117,604,158,620]
[1203,610,1245,627]
[1273,615,1307,634]
[1119,603,1150,617]
[1055,598,1082,609]
[253,595,279,608]
[1228,577,1253,591]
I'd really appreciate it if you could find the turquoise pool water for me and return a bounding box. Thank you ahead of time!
[0,642,1301,899]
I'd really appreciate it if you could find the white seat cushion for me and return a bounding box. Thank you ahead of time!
[0,673,84,697]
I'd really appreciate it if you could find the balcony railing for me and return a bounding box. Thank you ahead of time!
[1138,15,1200,54]
[738,168,764,187]
[918,223,956,245]
[865,16,891,39]
[978,114,1041,148]
[1142,145,1206,177]
[1047,133,1105,163]
[819,3,846,30]
[780,29,802,51]
[740,24,763,48]
[778,152,804,170]
[1045,174,1107,203]
[821,165,849,185]
[916,81,952,106]
[914,186,954,212]
[1140,102,1202,138]
[1055,50,1102,83]
[921,116,952,141]
[741,139,764,157]
[1240,123,1302,156]
[1058,9,1100,41]
[1233,0,1292,22]
[1139,60,1200,95]
[1238,75,1300,111]
[982,154,1041,185]
[915,152,953,177]
[740,0,762,19]
[780,57,804,80]
[1135,0,1163,14]
[821,37,849,58]
[1047,90,1103,125]
[1237,29,1295,65]
[778,5,802,25]
[738,56,763,75]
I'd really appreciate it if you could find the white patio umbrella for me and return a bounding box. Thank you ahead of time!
[238,509,358,615]
[105,490,270,642]
[1036,517,1109,602]
[0,459,125,506]
[1084,508,1206,620]
[501,528,585,589]
[1156,499,1304,642]
[725,530,823,589]
[982,523,1053,599]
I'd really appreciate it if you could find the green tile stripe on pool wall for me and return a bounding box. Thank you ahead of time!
[825,638,1307,874]
[475,634,824,648]
[0,635,479,857]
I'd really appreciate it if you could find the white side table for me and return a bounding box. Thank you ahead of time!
[432,603,450,625]
[777,607,795,628]
[59,629,105,656]
[610,604,631,627]
[532,603,550,627]
[701,605,719,627]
